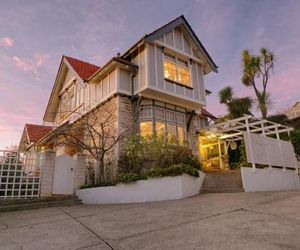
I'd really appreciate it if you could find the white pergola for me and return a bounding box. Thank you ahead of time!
[201,115,297,172]
[206,115,293,142]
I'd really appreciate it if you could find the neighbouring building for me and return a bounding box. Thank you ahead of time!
[284,101,300,129]
[19,15,217,191]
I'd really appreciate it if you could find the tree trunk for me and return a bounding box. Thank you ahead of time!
[95,157,105,184]
[260,103,267,119]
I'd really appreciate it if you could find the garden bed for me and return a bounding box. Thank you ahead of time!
[76,171,205,204]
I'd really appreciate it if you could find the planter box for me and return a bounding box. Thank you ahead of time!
[76,171,205,204]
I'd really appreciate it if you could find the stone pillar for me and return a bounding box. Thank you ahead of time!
[40,150,55,197]
[73,154,86,190]
[187,115,200,159]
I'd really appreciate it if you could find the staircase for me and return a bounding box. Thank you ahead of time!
[0,195,81,213]
[201,169,244,193]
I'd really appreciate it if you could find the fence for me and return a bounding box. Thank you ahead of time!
[0,150,41,199]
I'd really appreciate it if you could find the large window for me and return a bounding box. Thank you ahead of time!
[139,101,187,145]
[163,54,191,87]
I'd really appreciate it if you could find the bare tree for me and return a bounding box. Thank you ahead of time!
[52,104,134,184]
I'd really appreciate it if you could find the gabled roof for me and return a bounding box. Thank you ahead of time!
[19,123,53,151]
[201,108,217,120]
[65,56,100,81]
[122,15,218,73]
[25,124,52,143]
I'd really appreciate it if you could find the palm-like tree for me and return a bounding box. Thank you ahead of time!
[241,48,274,118]
[228,97,253,118]
[219,86,233,104]
[218,86,253,119]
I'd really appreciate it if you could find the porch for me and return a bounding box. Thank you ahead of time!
[198,115,300,192]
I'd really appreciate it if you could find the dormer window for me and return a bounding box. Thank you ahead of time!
[163,54,191,87]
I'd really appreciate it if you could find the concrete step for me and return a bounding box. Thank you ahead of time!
[201,169,244,193]
[0,195,81,213]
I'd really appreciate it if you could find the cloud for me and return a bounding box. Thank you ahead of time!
[0,37,14,48]
[11,53,49,79]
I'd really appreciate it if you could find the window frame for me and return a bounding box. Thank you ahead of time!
[163,54,192,89]
[138,101,188,145]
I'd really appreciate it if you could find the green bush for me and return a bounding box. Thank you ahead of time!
[290,129,300,158]
[118,172,147,184]
[120,134,202,172]
[80,181,116,189]
[146,164,199,178]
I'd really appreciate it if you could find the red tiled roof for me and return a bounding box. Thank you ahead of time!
[25,124,53,143]
[65,56,100,81]
[201,108,217,120]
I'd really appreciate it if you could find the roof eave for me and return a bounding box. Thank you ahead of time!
[42,56,66,122]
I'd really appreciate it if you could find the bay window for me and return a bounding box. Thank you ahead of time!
[139,101,187,145]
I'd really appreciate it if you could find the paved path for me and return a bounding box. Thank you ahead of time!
[1,191,300,249]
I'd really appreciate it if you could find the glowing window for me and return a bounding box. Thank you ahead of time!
[167,123,176,143]
[177,126,186,145]
[163,55,191,87]
[140,121,153,138]
[177,65,191,86]
[156,121,165,137]
[164,61,177,81]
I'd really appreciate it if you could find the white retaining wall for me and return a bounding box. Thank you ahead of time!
[76,171,205,204]
[241,167,300,192]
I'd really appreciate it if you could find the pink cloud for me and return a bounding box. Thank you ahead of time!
[0,37,14,48]
[11,53,50,79]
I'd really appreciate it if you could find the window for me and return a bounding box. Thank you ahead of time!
[177,126,186,145]
[198,117,209,128]
[167,123,176,143]
[164,55,191,87]
[156,121,165,137]
[139,102,187,145]
[164,61,177,81]
[140,121,153,138]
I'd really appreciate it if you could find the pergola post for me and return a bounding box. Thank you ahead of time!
[245,116,256,171]
[287,130,291,141]
[218,139,223,169]
[275,126,280,140]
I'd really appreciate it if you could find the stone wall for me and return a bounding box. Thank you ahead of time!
[187,114,200,159]
[73,154,86,190]
[40,151,55,197]
[116,95,135,161]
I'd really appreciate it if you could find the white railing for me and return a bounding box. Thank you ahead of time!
[0,151,40,199]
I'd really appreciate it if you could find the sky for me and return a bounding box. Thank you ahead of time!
[0,0,300,148]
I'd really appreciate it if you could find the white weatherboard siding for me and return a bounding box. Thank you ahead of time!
[76,172,205,204]
[241,167,300,192]
[144,43,206,108]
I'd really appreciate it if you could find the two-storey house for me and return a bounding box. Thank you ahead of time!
[19,15,217,178]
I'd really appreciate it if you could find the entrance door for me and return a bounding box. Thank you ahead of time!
[53,154,75,194]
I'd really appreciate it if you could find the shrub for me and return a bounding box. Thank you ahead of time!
[118,172,147,184]
[120,134,202,172]
[80,181,116,189]
[121,134,145,174]
[146,164,199,178]
[290,129,300,158]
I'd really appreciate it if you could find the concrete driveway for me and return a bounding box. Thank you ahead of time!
[1,191,300,250]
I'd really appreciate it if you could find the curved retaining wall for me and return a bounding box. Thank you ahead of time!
[76,171,205,204]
